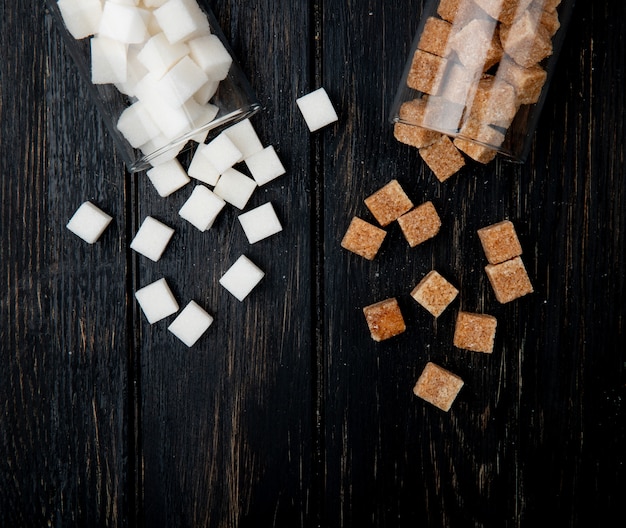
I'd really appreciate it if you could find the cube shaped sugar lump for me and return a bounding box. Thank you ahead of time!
[57,0,103,39]
[224,118,264,159]
[340,216,387,261]
[458,118,506,149]
[219,255,265,301]
[440,62,479,107]
[539,7,561,37]
[91,36,128,85]
[501,10,553,68]
[362,297,406,342]
[411,270,459,317]
[453,138,499,164]
[98,2,148,44]
[130,216,175,262]
[467,75,518,128]
[421,95,465,132]
[418,17,452,57]
[167,300,214,347]
[156,56,209,106]
[202,132,243,174]
[397,201,442,247]
[419,135,466,182]
[413,362,464,412]
[179,185,225,231]
[393,99,442,149]
[238,202,283,244]
[187,101,219,143]
[153,0,210,44]
[296,87,339,132]
[474,0,534,25]
[407,49,448,95]
[449,18,502,72]
[66,201,113,244]
[115,46,149,97]
[146,159,190,197]
[188,34,233,80]
[187,143,221,185]
[137,32,190,78]
[364,179,413,227]
[477,220,523,264]
[496,57,547,105]
[194,79,219,105]
[135,277,179,324]
[213,168,257,210]
[485,256,534,303]
[117,101,161,148]
[453,311,497,353]
[244,146,286,186]
[437,0,490,24]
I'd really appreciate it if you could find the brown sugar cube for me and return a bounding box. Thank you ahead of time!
[453,311,497,353]
[440,62,479,107]
[341,217,387,260]
[394,98,442,148]
[477,219,523,264]
[539,8,561,36]
[397,201,442,247]
[485,256,534,303]
[501,10,553,68]
[419,135,466,182]
[473,0,534,25]
[364,179,414,227]
[455,118,505,163]
[418,17,453,57]
[411,270,459,317]
[363,297,406,342]
[438,0,489,25]
[496,57,547,105]
[407,49,449,95]
[453,138,499,164]
[449,18,503,73]
[467,75,519,128]
[413,362,464,412]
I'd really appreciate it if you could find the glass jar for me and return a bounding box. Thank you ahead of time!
[46,0,261,172]
[390,0,575,163]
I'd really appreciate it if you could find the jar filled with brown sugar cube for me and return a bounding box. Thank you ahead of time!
[390,0,575,164]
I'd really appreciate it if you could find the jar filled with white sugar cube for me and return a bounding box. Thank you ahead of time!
[48,0,260,172]
[389,0,575,167]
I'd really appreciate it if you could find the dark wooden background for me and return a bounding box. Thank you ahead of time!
[1,1,625,526]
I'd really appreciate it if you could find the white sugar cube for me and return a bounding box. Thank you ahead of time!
[130,216,175,262]
[179,185,225,231]
[224,118,264,159]
[213,168,257,210]
[91,36,128,85]
[189,102,219,143]
[153,0,210,44]
[66,201,113,244]
[116,100,160,148]
[99,2,149,44]
[238,202,282,244]
[187,143,220,185]
[296,87,338,132]
[187,34,232,80]
[156,56,210,106]
[201,132,243,174]
[146,158,190,197]
[193,79,219,105]
[57,0,103,40]
[135,277,179,324]
[114,45,148,97]
[219,255,264,301]
[244,145,286,186]
[137,32,190,78]
[167,300,213,347]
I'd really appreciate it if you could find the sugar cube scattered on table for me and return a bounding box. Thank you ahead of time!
[201,132,243,175]
[135,277,179,324]
[179,185,226,231]
[130,216,175,262]
[364,179,414,227]
[187,143,221,186]
[117,101,161,149]
[146,158,190,197]
[453,311,497,354]
[296,87,338,132]
[244,145,286,186]
[340,216,387,260]
[238,202,283,244]
[413,362,464,412]
[66,201,113,244]
[485,256,534,303]
[419,135,466,182]
[57,0,103,40]
[477,219,523,265]
[397,201,442,248]
[362,297,406,342]
[219,255,265,301]
[213,168,257,210]
[224,118,264,159]
[410,270,459,318]
[167,300,214,347]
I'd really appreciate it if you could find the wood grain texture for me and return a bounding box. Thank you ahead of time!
[0,1,624,527]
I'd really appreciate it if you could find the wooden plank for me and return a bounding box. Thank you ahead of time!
[136,1,315,526]
[0,3,131,526]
